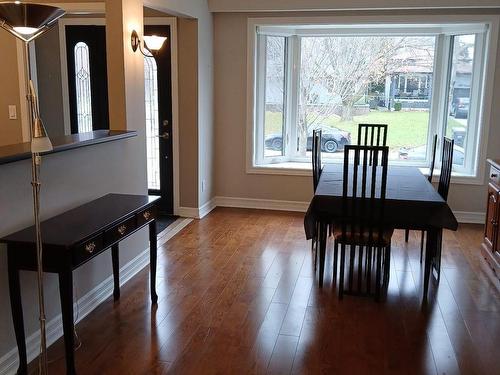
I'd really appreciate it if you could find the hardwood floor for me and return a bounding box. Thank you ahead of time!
[39,208,500,374]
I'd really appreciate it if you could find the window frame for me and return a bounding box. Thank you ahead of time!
[246,15,499,185]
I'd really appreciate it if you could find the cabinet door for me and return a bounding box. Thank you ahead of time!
[485,183,499,250]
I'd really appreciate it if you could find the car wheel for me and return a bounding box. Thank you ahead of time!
[324,140,338,153]
[272,138,283,151]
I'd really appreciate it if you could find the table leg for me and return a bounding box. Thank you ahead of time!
[58,269,76,375]
[111,244,120,301]
[318,222,327,288]
[7,252,28,375]
[423,228,437,301]
[149,221,158,304]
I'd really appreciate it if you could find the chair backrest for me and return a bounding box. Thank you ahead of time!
[438,137,454,201]
[428,134,438,182]
[341,145,389,244]
[357,124,388,147]
[312,129,322,191]
[342,145,389,200]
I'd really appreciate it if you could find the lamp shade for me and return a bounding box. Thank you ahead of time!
[31,117,53,153]
[0,2,65,42]
[144,35,167,51]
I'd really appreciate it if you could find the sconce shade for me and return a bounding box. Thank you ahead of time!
[31,117,53,153]
[144,35,167,51]
[0,2,65,42]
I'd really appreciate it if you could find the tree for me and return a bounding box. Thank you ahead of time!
[296,36,405,155]
[323,36,405,122]
[297,37,338,155]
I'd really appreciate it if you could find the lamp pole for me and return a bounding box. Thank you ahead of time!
[24,40,49,375]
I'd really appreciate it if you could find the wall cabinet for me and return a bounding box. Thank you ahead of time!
[482,159,500,279]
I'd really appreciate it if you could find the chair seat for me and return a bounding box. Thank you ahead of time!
[334,225,394,246]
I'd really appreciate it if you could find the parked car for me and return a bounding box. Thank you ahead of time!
[265,126,351,153]
[398,144,465,166]
[450,97,470,119]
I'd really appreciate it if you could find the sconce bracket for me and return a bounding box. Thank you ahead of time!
[131,30,140,52]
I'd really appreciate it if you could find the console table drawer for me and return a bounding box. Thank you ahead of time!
[104,216,136,245]
[74,235,104,265]
[136,206,157,227]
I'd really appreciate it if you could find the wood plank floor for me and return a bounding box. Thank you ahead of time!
[40,208,500,374]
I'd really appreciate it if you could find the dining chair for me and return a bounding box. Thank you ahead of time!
[405,134,438,260]
[357,123,388,146]
[333,145,393,301]
[311,129,322,269]
[433,137,454,281]
[312,129,322,191]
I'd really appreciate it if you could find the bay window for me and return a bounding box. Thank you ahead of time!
[250,20,493,179]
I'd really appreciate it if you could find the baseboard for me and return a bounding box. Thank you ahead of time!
[215,196,309,212]
[454,211,486,224]
[199,198,217,218]
[215,196,485,224]
[0,218,192,375]
[177,198,217,219]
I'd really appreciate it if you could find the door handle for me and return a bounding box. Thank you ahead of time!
[157,132,170,140]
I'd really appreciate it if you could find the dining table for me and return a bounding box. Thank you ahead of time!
[304,163,459,300]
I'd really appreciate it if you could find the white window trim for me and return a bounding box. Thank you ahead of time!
[246,14,500,185]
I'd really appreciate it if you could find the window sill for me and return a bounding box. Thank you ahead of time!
[248,162,485,185]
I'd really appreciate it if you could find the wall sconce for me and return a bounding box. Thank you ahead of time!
[131,29,166,56]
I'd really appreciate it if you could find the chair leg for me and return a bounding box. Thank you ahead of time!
[333,240,339,283]
[366,246,372,294]
[312,236,317,271]
[348,245,355,293]
[375,247,382,301]
[405,229,410,243]
[420,230,425,264]
[384,245,391,288]
[339,243,346,299]
[358,245,364,293]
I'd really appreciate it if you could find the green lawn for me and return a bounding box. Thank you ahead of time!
[265,110,464,149]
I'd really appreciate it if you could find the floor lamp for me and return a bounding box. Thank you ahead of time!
[0,2,65,374]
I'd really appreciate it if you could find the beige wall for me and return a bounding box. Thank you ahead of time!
[213,10,500,214]
[0,32,23,147]
[209,0,500,12]
[35,26,65,137]
[178,18,200,207]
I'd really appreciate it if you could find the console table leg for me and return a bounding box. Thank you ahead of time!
[149,221,158,304]
[111,244,120,301]
[7,252,27,375]
[58,269,76,375]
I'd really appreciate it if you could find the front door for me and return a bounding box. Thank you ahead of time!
[144,25,173,215]
[65,25,109,134]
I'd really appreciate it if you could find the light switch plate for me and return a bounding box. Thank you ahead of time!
[8,105,17,120]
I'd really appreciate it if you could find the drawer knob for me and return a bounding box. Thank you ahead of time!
[117,225,127,235]
[85,242,96,254]
[143,211,151,220]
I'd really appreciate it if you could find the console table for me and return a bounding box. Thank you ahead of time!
[0,193,160,375]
